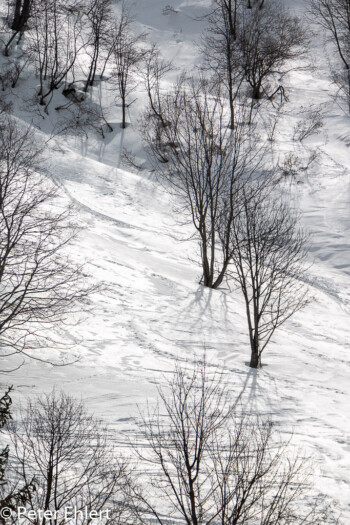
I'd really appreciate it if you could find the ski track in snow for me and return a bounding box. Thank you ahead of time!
[1,0,350,518]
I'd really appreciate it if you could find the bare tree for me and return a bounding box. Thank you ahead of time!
[202,0,246,129]
[206,0,307,101]
[228,185,309,368]
[0,388,35,520]
[141,76,264,289]
[310,0,350,109]
[8,391,131,525]
[83,0,112,92]
[110,7,145,129]
[134,359,336,525]
[0,116,93,368]
[141,44,173,128]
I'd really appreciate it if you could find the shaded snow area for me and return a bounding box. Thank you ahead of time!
[1,0,350,519]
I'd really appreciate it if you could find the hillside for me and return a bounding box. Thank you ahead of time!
[0,0,349,519]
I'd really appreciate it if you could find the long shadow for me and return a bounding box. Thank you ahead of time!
[176,284,215,335]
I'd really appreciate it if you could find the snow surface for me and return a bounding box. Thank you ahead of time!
[0,0,350,518]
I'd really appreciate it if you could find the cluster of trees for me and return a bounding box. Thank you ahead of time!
[0,361,339,525]
[0,0,323,370]
[203,0,307,127]
[0,3,341,520]
[141,0,310,368]
[0,0,310,127]
[2,0,144,128]
[0,0,314,369]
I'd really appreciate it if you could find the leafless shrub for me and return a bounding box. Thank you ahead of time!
[263,104,284,142]
[0,65,13,91]
[162,5,178,15]
[121,148,144,171]
[278,152,302,177]
[293,106,324,142]
[266,114,280,142]
[0,55,29,90]
[53,87,113,139]
[110,6,146,128]
[278,149,319,180]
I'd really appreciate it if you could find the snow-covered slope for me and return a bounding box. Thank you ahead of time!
[1,0,350,518]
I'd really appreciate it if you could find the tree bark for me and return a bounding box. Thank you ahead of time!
[11,0,31,32]
[11,0,22,31]
[249,347,260,368]
[20,0,31,29]
[121,101,126,129]
[252,84,261,100]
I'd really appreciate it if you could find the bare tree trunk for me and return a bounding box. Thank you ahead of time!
[5,0,32,56]
[20,0,31,29]
[212,261,229,289]
[11,0,31,31]
[11,0,22,30]
[228,77,235,129]
[252,82,262,100]
[249,342,260,368]
[121,98,126,129]
[84,39,100,91]
[90,44,99,85]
